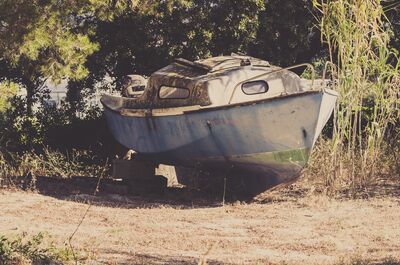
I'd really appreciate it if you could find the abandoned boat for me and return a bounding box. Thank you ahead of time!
[101,55,338,194]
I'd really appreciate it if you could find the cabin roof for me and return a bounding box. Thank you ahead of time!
[148,55,275,85]
[195,55,270,72]
[163,55,272,78]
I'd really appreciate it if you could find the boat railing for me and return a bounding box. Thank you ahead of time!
[322,61,338,81]
[228,63,316,104]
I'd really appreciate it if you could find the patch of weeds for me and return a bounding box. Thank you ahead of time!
[378,257,400,265]
[336,255,400,265]
[16,148,110,178]
[0,232,79,265]
[0,148,111,190]
[338,255,371,265]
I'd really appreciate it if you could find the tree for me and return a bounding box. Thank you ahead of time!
[0,0,192,114]
[0,0,188,148]
[249,0,323,67]
[0,0,105,115]
[75,0,265,96]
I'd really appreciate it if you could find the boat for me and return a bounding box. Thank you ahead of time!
[101,54,338,195]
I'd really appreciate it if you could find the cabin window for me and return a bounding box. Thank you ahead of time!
[242,81,269,95]
[159,86,190,99]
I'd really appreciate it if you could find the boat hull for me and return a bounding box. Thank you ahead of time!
[103,90,337,193]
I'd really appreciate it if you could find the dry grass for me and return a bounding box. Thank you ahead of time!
[305,136,400,197]
[0,186,399,265]
[0,149,110,189]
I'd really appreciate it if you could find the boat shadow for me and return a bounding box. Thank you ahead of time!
[31,175,230,209]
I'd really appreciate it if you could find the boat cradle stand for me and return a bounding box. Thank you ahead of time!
[112,159,179,194]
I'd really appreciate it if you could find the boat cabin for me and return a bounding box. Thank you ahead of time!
[103,55,315,112]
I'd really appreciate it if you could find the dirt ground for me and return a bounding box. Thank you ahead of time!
[0,178,399,265]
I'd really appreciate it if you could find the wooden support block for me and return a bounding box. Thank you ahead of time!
[112,159,155,180]
[156,164,178,186]
[127,175,168,194]
[112,159,169,194]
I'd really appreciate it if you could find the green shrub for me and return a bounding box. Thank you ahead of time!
[0,81,19,112]
[0,233,75,265]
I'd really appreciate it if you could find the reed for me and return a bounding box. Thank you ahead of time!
[312,0,400,192]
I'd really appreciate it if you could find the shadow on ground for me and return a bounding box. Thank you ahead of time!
[4,174,399,210]
[98,250,230,265]
[5,173,307,209]
[28,175,233,209]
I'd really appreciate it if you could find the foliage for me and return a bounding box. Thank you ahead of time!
[311,0,400,191]
[83,0,265,87]
[0,148,111,187]
[17,149,109,178]
[0,151,12,186]
[0,0,119,118]
[250,0,323,66]
[0,98,58,150]
[1,0,98,82]
[0,0,222,83]
[0,99,112,181]
[0,0,195,121]
[384,0,400,51]
[0,81,19,112]
[1,0,266,147]
[0,233,75,265]
[0,93,107,151]
[0,0,186,80]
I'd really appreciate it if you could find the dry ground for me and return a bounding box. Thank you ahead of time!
[0,180,399,265]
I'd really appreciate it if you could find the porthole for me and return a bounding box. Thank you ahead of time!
[242,81,269,95]
[159,86,190,99]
